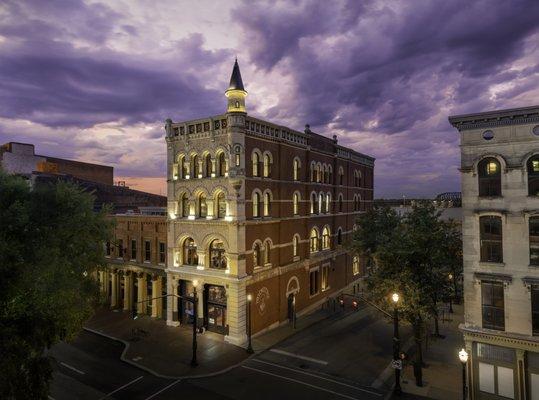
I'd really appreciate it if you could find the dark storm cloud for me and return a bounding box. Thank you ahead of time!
[0,1,226,128]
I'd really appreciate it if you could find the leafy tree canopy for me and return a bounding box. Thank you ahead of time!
[0,172,112,399]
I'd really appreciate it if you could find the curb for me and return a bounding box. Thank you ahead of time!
[83,327,256,380]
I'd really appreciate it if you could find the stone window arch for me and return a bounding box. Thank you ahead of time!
[263,152,272,178]
[338,166,344,185]
[310,161,316,182]
[311,192,318,214]
[252,150,262,177]
[293,191,300,215]
[192,154,200,178]
[263,190,272,217]
[310,227,319,253]
[316,162,322,183]
[318,192,324,214]
[293,157,301,181]
[216,192,226,219]
[322,226,331,250]
[328,165,333,184]
[217,152,227,177]
[252,190,261,218]
[181,193,189,217]
[205,153,212,177]
[183,237,198,265]
[264,239,271,265]
[198,193,207,218]
[209,239,227,269]
[325,192,331,213]
[478,157,501,197]
[253,241,263,268]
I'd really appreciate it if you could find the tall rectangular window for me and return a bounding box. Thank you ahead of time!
[530,217,539,265]
[533,286,539,336]
[131,239,137,260]
[482,281,505,331]
[309,269,319,296]
[118,239,124,258]
[144,240,151,262]
[480,216,503,263]
[159,242,166,264]
[353,256,360,275]
[321,265,329,291]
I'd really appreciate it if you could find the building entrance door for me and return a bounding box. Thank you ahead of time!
[204,285,227,334]
[179,280,195,325]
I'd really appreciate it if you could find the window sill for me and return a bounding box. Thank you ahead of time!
[478,196,503,200]
[479,261,505,267]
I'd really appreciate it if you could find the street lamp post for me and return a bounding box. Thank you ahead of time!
[392,293,402,395]
[246,294,254,354]
[448,274,454,313]
[191,280,199,367]
[459,348,468,400]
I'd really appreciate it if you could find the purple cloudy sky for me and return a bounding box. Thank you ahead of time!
[1,0,538,197]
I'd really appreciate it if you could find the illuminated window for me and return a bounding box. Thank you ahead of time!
[326,193,331,213]
[235,145,241,167]
[310,228,319,253]
[321,265,329,291]
[293,159,300,181]
[253,243,262,268]
[353,256,360,275]
[216,192,226,219]
[181,193,189,217]
[183,238,198,265]
[252,152,260,177]
[322,226,331,250]
[252,192,261,218]
[198,194,207,218]
[264,192,271,216]
[192,154,200,178]
[478,158,501,197]
[263,153,271,177]
[209,239,227,269]
[293,192,299,215]
[218,152,226,177]
[528,156,539,195]
[264,240,271,264]
[293,235,299,258]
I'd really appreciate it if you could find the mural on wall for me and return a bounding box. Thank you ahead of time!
[256,287,270,315]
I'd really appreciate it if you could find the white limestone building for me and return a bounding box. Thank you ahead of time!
[450,106,539,400]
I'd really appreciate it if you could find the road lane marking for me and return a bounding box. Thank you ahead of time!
[270,349,328,365]
[251,359,382,396]
[144,379,181,400]
[242,365,361,400]
[59,362,85,375]
[99,376,143,399]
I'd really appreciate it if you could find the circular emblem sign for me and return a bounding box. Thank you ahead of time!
[256,287,270,316]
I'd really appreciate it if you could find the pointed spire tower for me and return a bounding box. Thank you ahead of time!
[225,59,247,114]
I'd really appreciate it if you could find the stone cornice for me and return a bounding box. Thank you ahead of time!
[449,105,539,132]
[460,324,539,352]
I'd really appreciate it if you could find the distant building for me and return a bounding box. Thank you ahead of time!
[450,105,539,400]
[374,194,462,222]
[1,142,113,185]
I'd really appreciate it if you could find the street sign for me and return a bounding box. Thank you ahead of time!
[392,360,403,370]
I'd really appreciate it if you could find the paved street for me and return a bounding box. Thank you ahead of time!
[49,304,411,400]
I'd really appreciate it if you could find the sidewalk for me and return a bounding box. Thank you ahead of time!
[400,303,464,400]
[85,307,248,378]
[85,304,336,379]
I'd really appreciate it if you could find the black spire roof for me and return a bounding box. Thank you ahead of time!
[228,59,245,91]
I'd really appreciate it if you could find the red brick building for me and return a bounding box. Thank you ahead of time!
[165,61,374,345]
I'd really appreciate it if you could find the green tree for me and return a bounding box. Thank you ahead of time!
[0,172,112,399]
[351,201,462,385]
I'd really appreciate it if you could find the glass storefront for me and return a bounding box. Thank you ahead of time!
[475,343,516,399]
[204,285,227,334]
[180,280,196,325]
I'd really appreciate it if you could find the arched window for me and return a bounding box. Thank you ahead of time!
[337,228,342,245]
[192,155,200,178]
[198,194,207,218]
[209,239,227,269]
[218,152,227,177]
[357,170,362,187]
[338,194,343,212]
[311,193,318,214]
[316,163,322,183]
[478,157,501,197]
[353,256,360,275]
[310,228,319,253]
[205,154,212,177]
[216,192,226,219]
[310,162,315,182]
[183,238,198,265]
[323,165,328,183]
[253,243,262,268]
[322,226,331,250]
[318,193,323,214]
[252,192,261,217]
[252,152,260,177]
[264,192,271,216]
[293,235,299,258]
[178,155,186,178]
[181,193,189,217]
[264,240,271,264]
[328,165,333,184]
[338,167,344,185]
[234,145,241,167]
[325,193,331,213]
[293,192,299,215]
[293,159,300,181]
[263,153,271,177]
[528,155,539,196]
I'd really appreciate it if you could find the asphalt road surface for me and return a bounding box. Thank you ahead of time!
[49,305,408,400]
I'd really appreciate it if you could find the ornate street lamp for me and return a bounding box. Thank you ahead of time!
[246,293,254,354]
[459,348,469,399]
[392,292,402,395]
[191,279,199,367]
